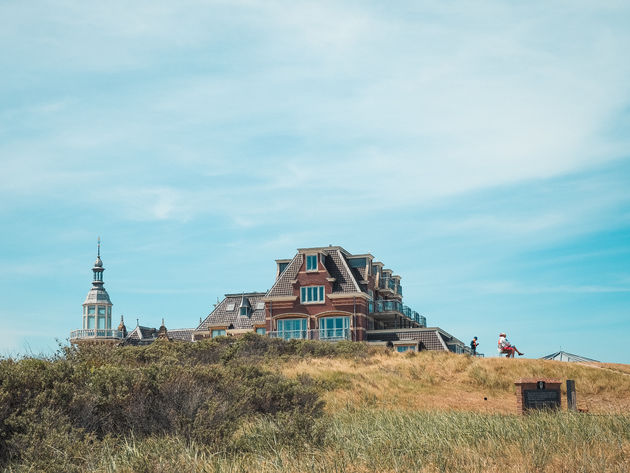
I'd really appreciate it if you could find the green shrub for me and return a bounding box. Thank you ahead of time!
[0,339,326,469]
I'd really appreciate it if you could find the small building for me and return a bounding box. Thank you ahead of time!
[540,351,599,363]
[197,292,267,339]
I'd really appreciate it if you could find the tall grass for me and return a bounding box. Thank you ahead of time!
[10,410,626,473]
[2,338,629,472]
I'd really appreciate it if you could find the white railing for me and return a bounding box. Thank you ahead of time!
[70,329,124,340]
[267,329,351,341]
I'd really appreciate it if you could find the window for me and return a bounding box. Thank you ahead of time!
[87,306,95,315]
[97,316,106,329]
[256,327,266,335]
[277,318,307,339]
[226,304,235,311]
[211,329,226,338]
[319,316,349,341]
[300,286,324,303]
[396,345,415,353]
[306,254,318,271]
[348,257,366,269]
[107,307,111,316]
[98,306,106,316]
[240,307,249,316]
[87,316,95,329]
[255,302,265,310]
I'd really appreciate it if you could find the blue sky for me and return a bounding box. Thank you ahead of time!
[1,1,629,362]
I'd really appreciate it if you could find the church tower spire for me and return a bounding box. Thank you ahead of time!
[70,238,123,343]
[81,239,113,333]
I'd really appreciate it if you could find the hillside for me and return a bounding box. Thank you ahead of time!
[1,336,629,473]
[278,350,630,414]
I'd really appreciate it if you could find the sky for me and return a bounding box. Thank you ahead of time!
[1,1,629,363]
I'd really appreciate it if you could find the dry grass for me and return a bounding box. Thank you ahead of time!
[276,349,630,414]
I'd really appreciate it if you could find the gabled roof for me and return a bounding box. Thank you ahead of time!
[540,351,599,363]
[197,292,267,331]
[265,247,364,299]
[127,325,157,341]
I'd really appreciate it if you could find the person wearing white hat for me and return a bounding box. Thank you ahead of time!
[498,332,524,357]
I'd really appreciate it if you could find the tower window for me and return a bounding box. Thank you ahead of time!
[87,306,95,315]
[98,307,106,316]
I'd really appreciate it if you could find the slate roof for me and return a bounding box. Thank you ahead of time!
[168,328,195,342]
[266,254,303,297]
[124,325,158,345]
[322,248,361,293]
[197,292,267,331]
[266,247,363,298]
[366,328,452,351]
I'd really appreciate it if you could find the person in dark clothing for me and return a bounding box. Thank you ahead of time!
[470,336,479,356]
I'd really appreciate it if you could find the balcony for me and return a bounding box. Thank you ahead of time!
[378,277,403,296]
[370,301,426,328]
[267,328,351,342]
[70,329,124,341]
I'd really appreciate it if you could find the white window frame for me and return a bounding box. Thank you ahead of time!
[306,254,318,272]
[300,285,325,304]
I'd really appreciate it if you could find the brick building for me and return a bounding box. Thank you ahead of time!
[196,246,468,353]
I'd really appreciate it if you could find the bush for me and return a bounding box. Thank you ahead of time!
[0,338,327,469]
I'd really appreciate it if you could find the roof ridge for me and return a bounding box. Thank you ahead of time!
[335,248,362,292]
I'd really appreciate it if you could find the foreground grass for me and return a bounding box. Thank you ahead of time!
[3,338,629,472]
[16,409,627,473]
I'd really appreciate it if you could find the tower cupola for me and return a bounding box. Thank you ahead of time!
[82,238,113,331]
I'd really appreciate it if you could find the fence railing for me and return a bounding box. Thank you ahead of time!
[70,329,124,340]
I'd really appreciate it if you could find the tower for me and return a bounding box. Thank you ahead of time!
[70,239,122,343]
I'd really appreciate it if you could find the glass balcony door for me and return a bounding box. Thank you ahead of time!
[277,318,308,340]
[319,316,349,341]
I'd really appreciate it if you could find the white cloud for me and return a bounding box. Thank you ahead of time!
[1,0,629,225]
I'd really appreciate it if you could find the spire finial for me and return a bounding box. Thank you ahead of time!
[97,236,101,258]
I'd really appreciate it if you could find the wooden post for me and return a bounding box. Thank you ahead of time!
[566,379,577,411]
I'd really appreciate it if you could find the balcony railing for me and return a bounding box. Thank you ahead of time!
[378,277,403,295]
[70,329,124,340]
[267,328,351,341]
[370,301,427,327]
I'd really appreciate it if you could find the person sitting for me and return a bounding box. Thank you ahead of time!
[498,332,524,358]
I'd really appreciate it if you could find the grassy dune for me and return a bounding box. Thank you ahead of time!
[277,350,630,414]
[2,338,629,472]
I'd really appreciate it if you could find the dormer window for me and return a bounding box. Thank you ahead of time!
[240,307,249,316]
[306,254,318,271]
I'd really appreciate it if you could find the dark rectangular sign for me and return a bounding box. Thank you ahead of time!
[523,390,560,410]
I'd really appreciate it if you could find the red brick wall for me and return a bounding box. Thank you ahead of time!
[514,378,562,414]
